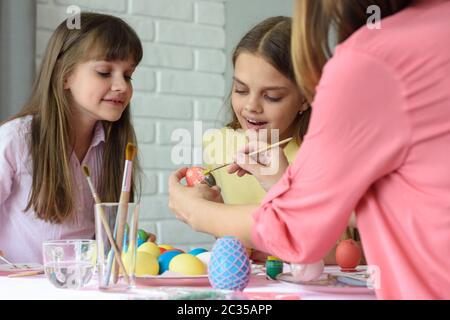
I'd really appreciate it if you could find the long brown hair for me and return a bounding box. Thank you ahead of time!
[292,0,413,102]
[227,16,311,144]
[5,12,143,223]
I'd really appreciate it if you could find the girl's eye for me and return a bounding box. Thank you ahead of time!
[97,72,110,77]
[124,75,133,81]
[265,95,282,103]
[234,89,248,95]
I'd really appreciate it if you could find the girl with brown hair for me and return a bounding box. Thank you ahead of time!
[0,12,142,263]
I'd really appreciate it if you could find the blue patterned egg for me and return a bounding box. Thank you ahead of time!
[208,236,251,291]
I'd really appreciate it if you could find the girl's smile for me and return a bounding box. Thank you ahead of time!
[244,116,268,130]
[232,52,303,141]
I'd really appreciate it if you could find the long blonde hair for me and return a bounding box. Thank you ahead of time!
[227,16,311,144]
[292,0,413,103]
[5,12,143,223]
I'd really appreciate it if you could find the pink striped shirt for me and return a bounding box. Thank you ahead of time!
[251,0,450,299]
[0,116,105,264]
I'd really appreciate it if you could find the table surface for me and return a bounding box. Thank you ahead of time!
[0,267,376,300]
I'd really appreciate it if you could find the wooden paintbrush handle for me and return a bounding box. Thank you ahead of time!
[248,137,293,157]
[97,205,130,284]
[112,193,130,284]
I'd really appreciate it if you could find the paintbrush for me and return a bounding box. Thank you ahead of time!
[8,270,44,278]
[112,143,137,284]
[203,137,293,175]
[82,165,130,285]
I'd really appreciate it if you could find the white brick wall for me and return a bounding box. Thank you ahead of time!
[35,0,229,251]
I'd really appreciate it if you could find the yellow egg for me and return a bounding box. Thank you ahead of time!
[169,253,207,276]
[159,244,174,250]
[138,242,161,258]
[123,251,159,276]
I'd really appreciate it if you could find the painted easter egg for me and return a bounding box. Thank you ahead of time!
[208,236,251,291]
[335,239,362,271]
[158,250,182,274]
[185,167,216,187]
[185,166,206,186]
[123,251,159,276]
[158,244,174,250]
[159,247,167,254]
[265,256,283,280]
[290,260,324,282]
[196,252,211,268]
[188,248,208,256]
[146,233,157,243]
[169,254,207,276]
[137,241,161,258]
[137,229,149,247]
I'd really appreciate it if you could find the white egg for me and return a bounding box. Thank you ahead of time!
[196,252,211,268]
[290,260,324,282]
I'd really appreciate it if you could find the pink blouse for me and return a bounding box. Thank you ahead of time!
[0,116,105,264]
[251,0,450,299]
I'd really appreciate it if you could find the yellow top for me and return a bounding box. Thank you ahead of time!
[203,127,299,205]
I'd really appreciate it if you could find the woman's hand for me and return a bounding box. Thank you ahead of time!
[168,167,223,228]
[227,139,290,191]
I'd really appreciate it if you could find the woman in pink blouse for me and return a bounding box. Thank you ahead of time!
[169,0,450,299]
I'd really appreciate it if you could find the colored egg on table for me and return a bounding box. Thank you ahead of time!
[159,247,167,254]
[196,252,211,268]
[169,253,207,276]
[137,229,149,241]
[208,236,251,291]
[146,233,157,243]
[158,244,174,250]
[123,251,159,276]
[158,250,182,274]
[335,239,362,271]
[137,241,161,258]
[188,248,208,256]
[137,229,148,247]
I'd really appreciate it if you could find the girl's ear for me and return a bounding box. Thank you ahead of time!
[63,76,71,90]
[298,99,309,114]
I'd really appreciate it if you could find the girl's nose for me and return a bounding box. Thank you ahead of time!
[244,96,263,114]
[111,75,128,92]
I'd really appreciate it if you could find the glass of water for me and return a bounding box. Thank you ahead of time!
[42,239,96,289]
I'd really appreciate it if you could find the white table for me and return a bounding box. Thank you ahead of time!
[0,272,376,300]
